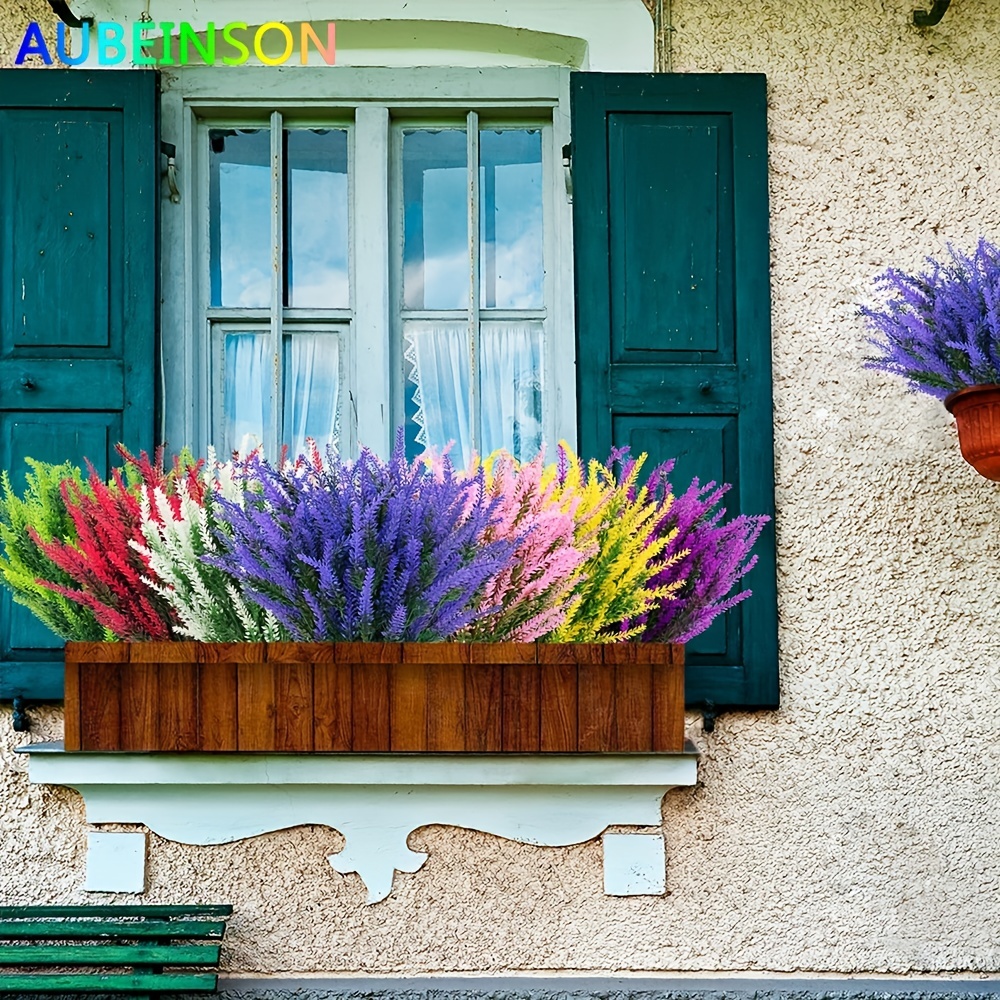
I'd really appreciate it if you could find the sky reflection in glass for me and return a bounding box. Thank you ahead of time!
[480,130,543,309]
[287,130,349,308]
[402,129,469,310]
[210,128,271,308]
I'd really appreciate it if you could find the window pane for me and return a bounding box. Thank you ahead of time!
[402,130,468,311]
[223,331,271,454]
[480,130,544,309]
[210,129,271,308]
[286,129,349,308]
[282,334,341,459]
[480,321,543,461]
[404,321,471,467]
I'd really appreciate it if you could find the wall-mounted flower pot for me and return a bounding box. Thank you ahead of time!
[63,641,685,754]
[944,384,1000,481]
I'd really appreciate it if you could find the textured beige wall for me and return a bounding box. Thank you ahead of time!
[1,1,55,66]
[2,0,1000,978]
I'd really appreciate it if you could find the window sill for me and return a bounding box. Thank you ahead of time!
[20,743,698,902]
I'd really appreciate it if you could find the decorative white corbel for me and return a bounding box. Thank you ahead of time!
[22,745,697,903]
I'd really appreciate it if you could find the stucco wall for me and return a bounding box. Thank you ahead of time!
[2,0,1000,979]
[1,0,54,66]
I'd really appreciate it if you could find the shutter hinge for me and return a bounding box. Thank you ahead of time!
[12,696,31,733]
[702,699,720,733]
[161,141,181,204]
[562,142,573,203]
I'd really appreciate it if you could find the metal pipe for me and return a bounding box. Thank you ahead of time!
[46,0,85,29]
[913,0,951,27]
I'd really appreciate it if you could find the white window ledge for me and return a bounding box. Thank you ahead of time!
[20,744,697,903]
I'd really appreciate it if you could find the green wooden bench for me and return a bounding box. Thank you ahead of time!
[0,904,232,997]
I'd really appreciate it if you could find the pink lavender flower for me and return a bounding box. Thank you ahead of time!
[467,452,592,642]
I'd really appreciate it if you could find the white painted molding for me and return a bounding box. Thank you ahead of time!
[61,0,653,71]
[23,745,697,903]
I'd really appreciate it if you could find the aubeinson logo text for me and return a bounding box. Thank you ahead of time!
[15,21,336,67]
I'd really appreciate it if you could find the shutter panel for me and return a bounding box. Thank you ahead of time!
[0,70,158,701]
[571,73,778,709]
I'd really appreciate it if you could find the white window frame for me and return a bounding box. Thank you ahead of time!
[159,67,576,460]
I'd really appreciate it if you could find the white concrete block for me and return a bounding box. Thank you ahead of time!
[85,832,146,894]
[602,832,666,896]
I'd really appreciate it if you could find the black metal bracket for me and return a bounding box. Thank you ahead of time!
[913,0,951,27]
[46,0,87,29]
[11,697,31,733]
[702,699,720,733]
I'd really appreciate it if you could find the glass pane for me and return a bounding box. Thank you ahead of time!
[480,130,544,309]
[223,331,271,454]
[402,129,468,311]
[404,321,472,467]
[210,129,271,308]
[282,334,341,459]
[286,129,349,308]
[480,321,544,462]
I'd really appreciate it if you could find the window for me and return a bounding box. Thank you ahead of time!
[207,122,349,458]
[0,66,777,711]
[168,68,576,464]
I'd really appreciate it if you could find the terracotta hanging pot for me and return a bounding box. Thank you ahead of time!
[944,384,1000,481]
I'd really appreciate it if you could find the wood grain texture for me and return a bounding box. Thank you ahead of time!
[577,658,615,752]
[613,661,653,752]
[275,662,313,751]
[118,660,159,752]
[652,644,685,752]
[539,662,578,752]
[79,660,123,752]
[65,642,684,753]
[236,660,276,752]
[63,658,81,752]
[313,661,352,752]
[426,663,465,751]
[464,663,502,752]
[389,663,427,751]
[502,662,541,752]
[342,644,398,751]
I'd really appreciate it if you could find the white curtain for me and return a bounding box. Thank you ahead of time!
[481,322,543,460]
[224,332,270,454]
[405,323,472,464]
[283,334,341,459]
[406,321,542,466]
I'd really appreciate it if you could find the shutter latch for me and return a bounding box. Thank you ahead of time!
[562,142,573,203]
[161,141,181,204]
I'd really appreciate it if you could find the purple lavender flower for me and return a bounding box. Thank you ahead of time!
[609,451,769,644]
[862,237,1000,399]
[206,433,515,642]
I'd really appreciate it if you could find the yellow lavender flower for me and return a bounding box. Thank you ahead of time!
[542,445,682,643]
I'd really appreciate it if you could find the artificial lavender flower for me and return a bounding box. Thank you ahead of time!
[206,433,516,642]
[862,237,1000,399]
[609,449,769,644]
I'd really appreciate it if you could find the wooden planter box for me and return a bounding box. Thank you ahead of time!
[63,642,685,754]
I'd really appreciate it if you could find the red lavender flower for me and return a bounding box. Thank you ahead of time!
[29,447,202,641]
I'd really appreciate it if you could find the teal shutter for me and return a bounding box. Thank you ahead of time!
[0,70,158,701]
[571,73,778,709]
